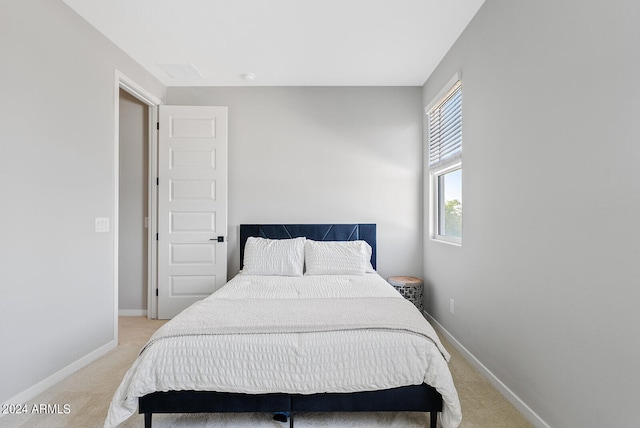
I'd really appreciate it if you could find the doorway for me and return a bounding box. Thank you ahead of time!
[114,71,161,341]
[118,89,149,316]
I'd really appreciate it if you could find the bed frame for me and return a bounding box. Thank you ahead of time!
[138,224,443,428]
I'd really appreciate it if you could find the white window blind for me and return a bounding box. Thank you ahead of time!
[428,80,462,167]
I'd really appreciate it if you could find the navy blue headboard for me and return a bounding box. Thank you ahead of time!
[240,224,377,270]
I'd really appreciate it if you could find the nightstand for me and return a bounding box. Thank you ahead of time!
[388,276,424,312]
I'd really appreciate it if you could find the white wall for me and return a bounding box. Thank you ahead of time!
[167,87,424,279]
[0,0,164,404]
[118,90,149,312]
[423,0,640,426]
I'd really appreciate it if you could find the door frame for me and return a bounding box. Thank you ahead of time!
[114,70,162,338]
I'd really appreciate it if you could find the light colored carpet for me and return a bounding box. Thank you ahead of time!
[1,316,533,428]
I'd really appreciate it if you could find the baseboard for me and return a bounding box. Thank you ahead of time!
[0,340,117,416]
[118,309,147,317]
[423,311,551,428]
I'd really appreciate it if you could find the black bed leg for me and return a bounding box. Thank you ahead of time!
[144,412,152,428]
[289,411,294,428]
[429,411,437,428]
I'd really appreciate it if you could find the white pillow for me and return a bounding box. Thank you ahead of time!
[243,237,305,276]
[304,240,371,275]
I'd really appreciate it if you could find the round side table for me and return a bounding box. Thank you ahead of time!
[388,276,424,312]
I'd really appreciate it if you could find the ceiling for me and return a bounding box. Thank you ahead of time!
[62,0,485,87]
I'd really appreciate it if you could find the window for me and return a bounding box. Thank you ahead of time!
[435,165,462,240]
[427,77,462,244]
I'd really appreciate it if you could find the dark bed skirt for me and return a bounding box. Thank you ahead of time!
[139,384,442,428]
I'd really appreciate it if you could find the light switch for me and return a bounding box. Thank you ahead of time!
[95,217,110,233]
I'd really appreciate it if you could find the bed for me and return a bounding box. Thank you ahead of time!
[105,224,461,428]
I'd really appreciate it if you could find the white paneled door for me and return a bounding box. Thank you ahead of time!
[157,106,228,319]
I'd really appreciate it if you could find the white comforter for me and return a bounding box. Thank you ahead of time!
[105,273,462,427]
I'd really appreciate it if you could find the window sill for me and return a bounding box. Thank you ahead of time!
[431,236,462,247]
